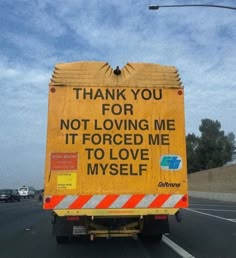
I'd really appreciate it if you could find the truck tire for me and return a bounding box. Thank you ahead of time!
[140,215,168,243]
[56,236,69,244]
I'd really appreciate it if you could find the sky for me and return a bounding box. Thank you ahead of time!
[0,0,235,189]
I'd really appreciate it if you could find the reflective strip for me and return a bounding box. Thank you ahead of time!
[82,195,106,209]
[136,195,158,208]
[109,195,132,208]
[95,195,119,209]
[44,195,65,209]
[44,194,187,209]
[122,194,145,208]
[174,194,188,208]
[69,195,92,209]
[162,194,183,208]
[149,194,171,208]
[54,195,78,209]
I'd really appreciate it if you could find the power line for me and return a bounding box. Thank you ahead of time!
[149,4,236,11]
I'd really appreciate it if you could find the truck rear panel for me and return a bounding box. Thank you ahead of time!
[44,62,188,217]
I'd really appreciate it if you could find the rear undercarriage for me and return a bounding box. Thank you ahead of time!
[52,213,170,243]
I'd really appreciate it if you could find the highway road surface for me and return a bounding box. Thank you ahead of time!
[0,197,235,258]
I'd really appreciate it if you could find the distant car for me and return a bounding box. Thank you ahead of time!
[0,189,21,202]
[18,186,35,198]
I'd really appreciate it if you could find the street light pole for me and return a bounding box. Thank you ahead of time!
[149,4,236,11]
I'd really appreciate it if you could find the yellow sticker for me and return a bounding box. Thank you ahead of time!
[57,173,77,189]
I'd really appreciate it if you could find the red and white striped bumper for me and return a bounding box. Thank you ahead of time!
[44,194,188,210]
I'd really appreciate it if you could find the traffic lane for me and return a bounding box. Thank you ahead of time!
[0,198,42,222]
[189,196,236,208]
[0,219,179,258]
[0,198,46,240]
[189,197,236,221]
[0,198,38,214]
[169,198,236,258]
[0,200,180,258]
[188,208,236,221]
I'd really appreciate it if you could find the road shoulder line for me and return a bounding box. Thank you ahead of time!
[186,208,236,223]
[162,235,195,258]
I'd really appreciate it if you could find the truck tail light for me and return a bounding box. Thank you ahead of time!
[154,215,168,220]
[45,197,51,203]
[66,216,80,221]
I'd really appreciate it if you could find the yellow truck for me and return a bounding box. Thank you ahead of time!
[43,61,188,243]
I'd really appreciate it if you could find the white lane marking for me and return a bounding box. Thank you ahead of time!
[162,235,195,258]
[186,208,236,223]
[192,208,236,212]
[191,203,236,207]
[229,219,236,222]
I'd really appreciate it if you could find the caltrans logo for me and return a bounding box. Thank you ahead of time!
[160,155,182,171]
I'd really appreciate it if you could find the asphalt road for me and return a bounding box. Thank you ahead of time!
[0,197,235,258]
[169,197,236,258]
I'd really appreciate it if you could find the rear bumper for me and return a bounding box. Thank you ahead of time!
[53,207,180,216]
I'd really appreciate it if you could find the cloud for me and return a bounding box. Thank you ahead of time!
[0,0,235,188]
[0,59,49,146]
[0,58,49,188]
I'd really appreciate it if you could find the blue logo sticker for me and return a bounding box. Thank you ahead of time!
[160,155,182,171]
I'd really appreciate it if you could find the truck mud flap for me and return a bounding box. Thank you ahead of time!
[52,214,89,237]
[140,215,169,238]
